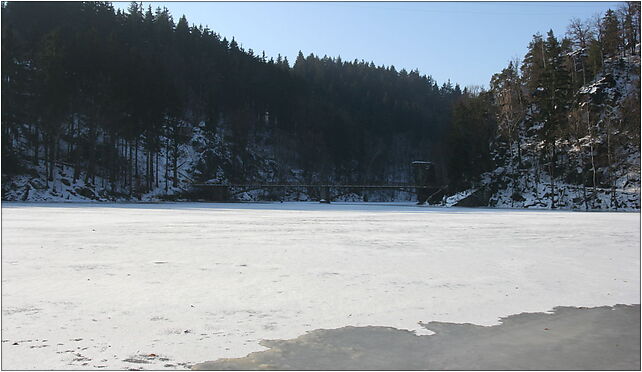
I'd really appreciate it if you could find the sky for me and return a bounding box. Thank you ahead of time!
[115,1,624,88]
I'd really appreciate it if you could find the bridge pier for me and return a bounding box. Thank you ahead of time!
[412,161,436,205]
[210,186,229,201]
[319,186,331,203]
[416,187,429,205]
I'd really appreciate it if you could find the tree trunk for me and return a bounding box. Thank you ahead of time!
[517,132,522,167]
[135,137,139,194]
[165,139,169,192]
[128,140,133,196]
[67,121,72,158]
[146,149,151,192]
[44,139,49,188]
[150,150,154,191]
[145,149,149,192]
[73,139,81,183]
[607,118,616,209]
[535,159,540,203]
[111,136,117,193]
[85,120,97,185]
[550,144,556,209]
[588,111,597,208]
[156,151,159,188]
[49,135,56,182]
[33,126,39,166]
[581,59,586,86]
[173,138,178,187]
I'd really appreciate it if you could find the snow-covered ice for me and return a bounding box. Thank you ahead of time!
[1,202,640,369]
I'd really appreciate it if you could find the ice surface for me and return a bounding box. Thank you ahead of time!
[1,202,640,369]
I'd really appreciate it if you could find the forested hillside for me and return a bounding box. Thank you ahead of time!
[1,1,458,202]
[1,2,640,209]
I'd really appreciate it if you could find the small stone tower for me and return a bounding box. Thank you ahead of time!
[412,161,436,204]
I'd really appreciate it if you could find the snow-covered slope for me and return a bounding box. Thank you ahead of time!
[2,122,416,203]
[2,123,229,202]
[446,53,640,211]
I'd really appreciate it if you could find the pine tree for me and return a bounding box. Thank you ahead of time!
[601,9,623,58]
[176,15,189,36]
[521,33,546,95]
[491,60,524,168]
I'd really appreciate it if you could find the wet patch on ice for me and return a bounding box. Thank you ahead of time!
[122,353,172,364]
[193,304,640,370]
[2,306,42,316]
[69,264,109,271]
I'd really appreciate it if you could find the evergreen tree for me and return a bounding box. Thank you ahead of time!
[490,60,524,166]
[601,9,623,58]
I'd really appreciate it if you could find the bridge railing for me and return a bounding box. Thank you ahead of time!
[191,183,437,189]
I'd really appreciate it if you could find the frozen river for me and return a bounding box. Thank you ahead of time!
[1,202,640,369]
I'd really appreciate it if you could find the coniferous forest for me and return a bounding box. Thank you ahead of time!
[2,1,640,209]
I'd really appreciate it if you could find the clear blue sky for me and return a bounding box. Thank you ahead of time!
[115,1,623,88]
